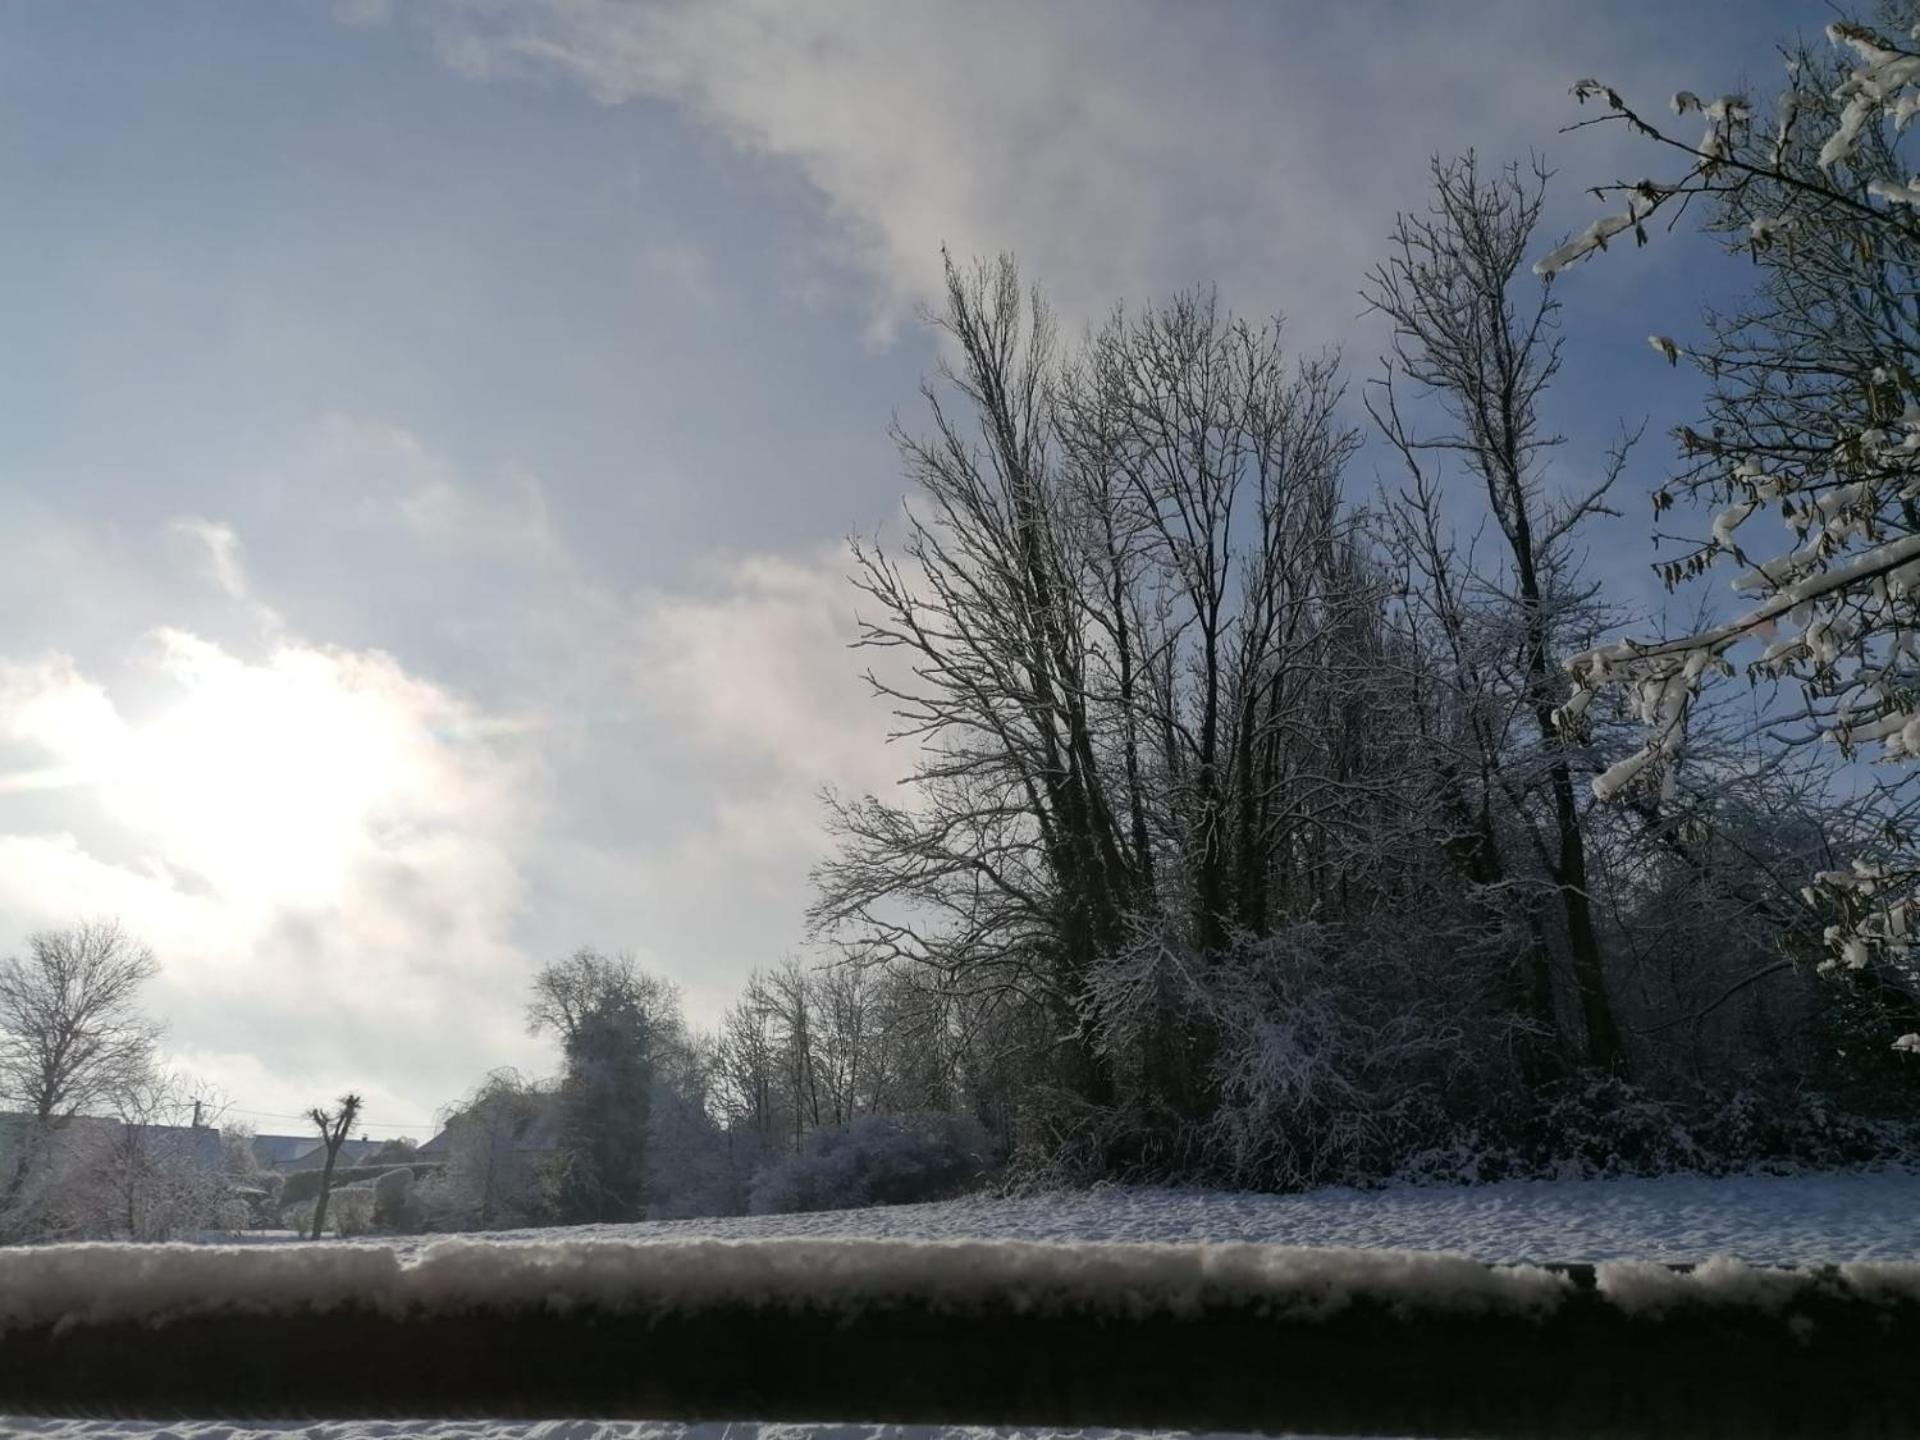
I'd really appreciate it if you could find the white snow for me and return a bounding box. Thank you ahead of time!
[0,1235,1572,1334]
[369,1169,1920,1266]
[0,1425,1300,1440]
[5,1171,1917,1438]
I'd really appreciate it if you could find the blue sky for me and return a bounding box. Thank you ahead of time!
[0,0,1818,1132]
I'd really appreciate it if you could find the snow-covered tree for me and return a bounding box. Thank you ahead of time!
[0,920,161,1235]
[424,1068,551,1230]
[1543,11,1920,1036]
[1365,152,1634,1072]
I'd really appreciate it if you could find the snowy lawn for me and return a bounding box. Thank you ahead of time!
[378,1168,1920,1266]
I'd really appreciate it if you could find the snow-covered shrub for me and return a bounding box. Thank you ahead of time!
[237,1171,284,1227]
[1075,922,1501,1192]
[747,1113,993,1215]
[328,1184,376,1237]
[372,1166,422,1232]
[1694,1085,1917,1171]
[1511,1076,1707,1179]
[213,1196,253,1232]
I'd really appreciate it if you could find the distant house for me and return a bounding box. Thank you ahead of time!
[418,1095,562,1164]
[0,1111,223,1173]
[279,1138,392,1173]
[249,1133,323,1171]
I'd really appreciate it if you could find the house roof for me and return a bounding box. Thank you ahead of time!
[0,1111,223,1169]
[250,1133,322,1168]
[418,1095,561,1158]
[279,1137,389,1172]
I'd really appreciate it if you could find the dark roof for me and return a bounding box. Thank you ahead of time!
[0,1111,223,1169]
[419,1095,561,1158]
[251,1133,322,1168]
[280,1137,389,1172]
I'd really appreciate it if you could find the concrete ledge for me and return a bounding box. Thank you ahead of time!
[0,1241,1914,1437]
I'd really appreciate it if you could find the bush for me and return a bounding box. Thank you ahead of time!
[213,1197,254,1232]
[372,1166,422,1233]
[279,1163,438,1207]
[329,1184,376,1237]
[1395,1076,1920,1186]
[748,1113,993,1216]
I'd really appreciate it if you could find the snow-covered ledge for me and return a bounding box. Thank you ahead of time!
[0,1237,1916,1437]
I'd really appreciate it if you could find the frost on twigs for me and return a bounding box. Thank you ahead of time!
[1545,20,1920,995]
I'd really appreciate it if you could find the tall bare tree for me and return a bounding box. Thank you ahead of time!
[1365,154,1630,1071]
[0,920,160,1223]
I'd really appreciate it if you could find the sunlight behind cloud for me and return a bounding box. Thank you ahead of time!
[107,631,448,913]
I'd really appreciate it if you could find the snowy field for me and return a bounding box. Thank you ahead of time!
[375,1168,1920,1266]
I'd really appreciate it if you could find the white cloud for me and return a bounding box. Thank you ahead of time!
[0,424,904,1121]
[305,412,566,564]
[630,549,896,797]
[169,517,250,602]
[0,620,541,1123]
[398,0,1699,343]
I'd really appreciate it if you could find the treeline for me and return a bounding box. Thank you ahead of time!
[443,125,1920,1226]
[418,950,993,1230]
[778,204,1919,1193]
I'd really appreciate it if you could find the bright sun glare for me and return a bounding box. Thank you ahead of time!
[18,632,428,914]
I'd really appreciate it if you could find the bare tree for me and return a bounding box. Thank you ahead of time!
[306,1093,362,1241]
[0,920,160,1224]
[92,1074,228,1241]
[814,253,1413,1172]
[1364,153,1630,1071]
[529,948,657,1048]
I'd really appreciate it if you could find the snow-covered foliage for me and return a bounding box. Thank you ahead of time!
[1543,12,1920,1004]
[748,1113,992,1216]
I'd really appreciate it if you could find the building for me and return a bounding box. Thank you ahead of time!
[249,1133,324,1171]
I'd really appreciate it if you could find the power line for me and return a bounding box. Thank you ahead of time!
[222,1106,436,1133]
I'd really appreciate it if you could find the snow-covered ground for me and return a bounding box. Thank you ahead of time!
[379,1168,1920,1266]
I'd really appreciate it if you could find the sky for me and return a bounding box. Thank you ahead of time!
[0,0,1819,1135]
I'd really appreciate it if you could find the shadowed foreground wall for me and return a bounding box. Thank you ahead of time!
[0,1240,1916,1437]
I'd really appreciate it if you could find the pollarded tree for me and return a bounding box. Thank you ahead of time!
[1540,7,1920,1041]
[305,1093,362,1241]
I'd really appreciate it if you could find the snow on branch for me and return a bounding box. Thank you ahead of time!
[1543,21,1920,990]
